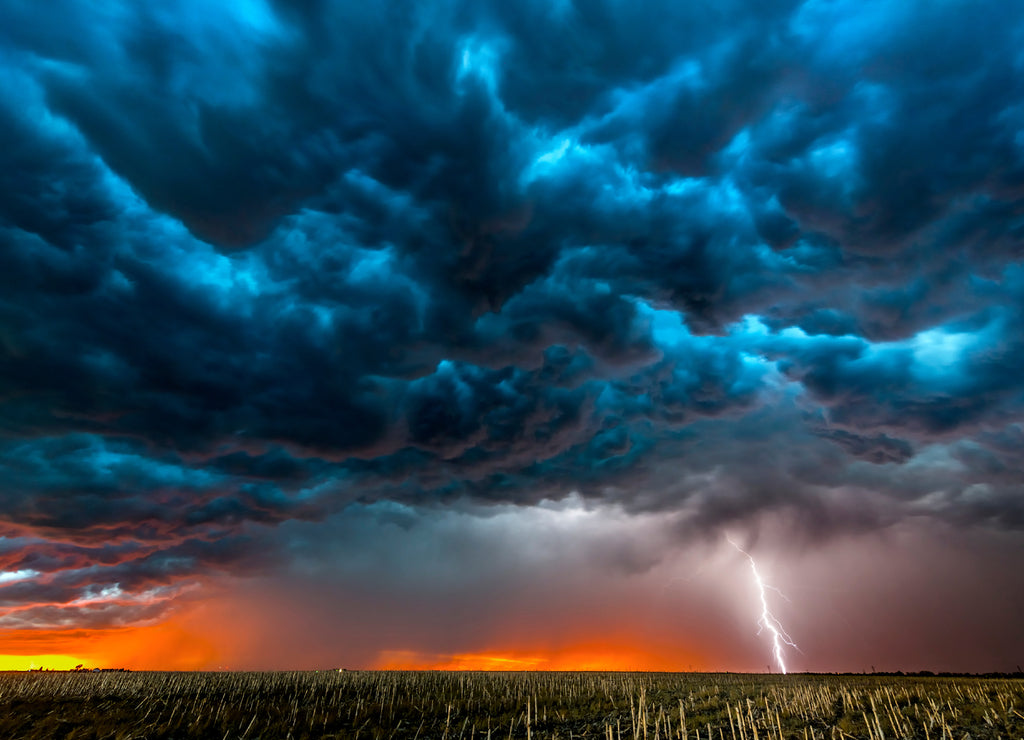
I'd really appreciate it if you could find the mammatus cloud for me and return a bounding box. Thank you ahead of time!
[1,0,1023,667]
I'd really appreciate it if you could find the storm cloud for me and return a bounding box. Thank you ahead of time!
[1,0,1023,669]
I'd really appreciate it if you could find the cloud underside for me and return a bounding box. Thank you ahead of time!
[1,0,1024,631]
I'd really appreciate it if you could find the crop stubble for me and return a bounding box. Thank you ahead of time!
[0,670,1021,739]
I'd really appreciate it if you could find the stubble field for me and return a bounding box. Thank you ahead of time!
[1,670,1022,740]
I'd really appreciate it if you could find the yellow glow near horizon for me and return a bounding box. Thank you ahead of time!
[0,654,88,671]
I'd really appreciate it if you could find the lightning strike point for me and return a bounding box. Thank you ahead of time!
[727,535,798,674]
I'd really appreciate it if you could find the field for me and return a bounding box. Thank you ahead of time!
[1,670,1022,740]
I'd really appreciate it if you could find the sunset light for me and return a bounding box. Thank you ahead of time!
[0,655,86,672]
[374,643,710,673]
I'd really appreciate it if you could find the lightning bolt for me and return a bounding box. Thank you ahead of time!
[727,536,798,674]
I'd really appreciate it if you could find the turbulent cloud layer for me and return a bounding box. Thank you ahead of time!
[1,0,1023,669]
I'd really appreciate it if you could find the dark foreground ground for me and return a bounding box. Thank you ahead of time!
[1,670,1022,740]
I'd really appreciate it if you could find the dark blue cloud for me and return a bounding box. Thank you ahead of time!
[2,0,1024,628]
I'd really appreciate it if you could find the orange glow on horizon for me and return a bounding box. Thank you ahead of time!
[0,637,708,673]
[1,588,714,672]
[374,641,709,672]
[0,619,220,672]
[1,614,712,672]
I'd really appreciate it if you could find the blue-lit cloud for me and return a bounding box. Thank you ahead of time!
[1,0,1023,652]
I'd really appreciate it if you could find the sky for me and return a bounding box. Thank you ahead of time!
[1,0,1024,673]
